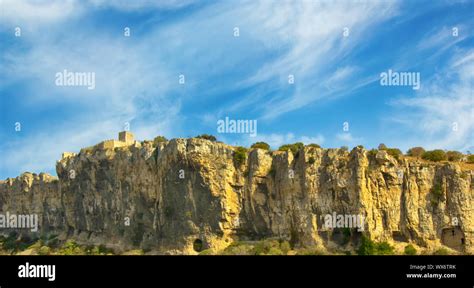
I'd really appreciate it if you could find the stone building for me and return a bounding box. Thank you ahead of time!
[98,131,136,150]
[441,227,465,252]
[63,131,137,157]
[119,131,134,144]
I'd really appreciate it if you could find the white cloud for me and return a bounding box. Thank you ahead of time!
[389,49,474,151]
[300,135,325,146]
[416,26,467,52]
[235,0,398,120]
[323,66,358,90]
[2,120,119,176]
[88,0,197,11]
[0,0,81,27]
[336,132,363,146]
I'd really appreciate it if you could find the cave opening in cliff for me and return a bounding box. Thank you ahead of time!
[193,239,204,252]
[441,227,465,252]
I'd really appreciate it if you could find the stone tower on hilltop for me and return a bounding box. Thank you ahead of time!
[119,131,134,144]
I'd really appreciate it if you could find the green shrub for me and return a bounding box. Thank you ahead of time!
[357,236,375,255]
[376,242,395,255]
[422,150,446,162]
[252,240,280,255]
[342,228,351,245]
[267,247,284,255]
[467,155,474,164]
[221,242,254,255]
[122,249,145,255]
[280,241,291,255]
[1,233,18,251]
[44,234,59,248]
[85,244,114,255]
[198,248,215,255]
[38,246,51,255]
[308,157,315,164]
[432,183,443,197]
[230,240,291,255]
[296,247,326,255]
[153,136,167,146]
[407,147,426,158]
[378,143,387,150]
[97,244,112,254]
[278,142,304,155]
[0,233,37,252]
[367,149,378,158]
[61,240,83,255]
[251,142,270,150]
[404,244,417,255]
[446,151,463,162]
[340,146,349,152]
[430,183,443,206]
[385,148,403,160]
[233,147,248,166]
[357,236,394,255]
[307,143,321,149]
[433,248,450,255]
[196,134,217,142]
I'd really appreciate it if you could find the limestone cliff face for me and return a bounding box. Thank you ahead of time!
[1,138,473,254]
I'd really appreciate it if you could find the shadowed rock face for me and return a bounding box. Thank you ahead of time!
[1,138,473,254]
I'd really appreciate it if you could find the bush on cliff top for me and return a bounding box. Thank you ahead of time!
[446,151,463,162]
[153,136,168,146]
[307,143,321,149]
[385,148,403,160]
[407,147,425,158]
[377,145,403,160]
[196,134,217,142]
[468,155,474,164]
[278,142,304,155]
[251,142,270,150]
[422,150,446,162]
[233,147,248,166]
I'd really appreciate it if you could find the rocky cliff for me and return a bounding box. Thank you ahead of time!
[1,138,473,254]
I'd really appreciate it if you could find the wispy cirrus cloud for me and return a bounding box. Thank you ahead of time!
[88,0,199,11]
[235,0,398,120]
[0,0,82,29]
[388,49,474,151]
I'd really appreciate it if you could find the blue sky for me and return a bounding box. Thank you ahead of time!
[0,0,473,179]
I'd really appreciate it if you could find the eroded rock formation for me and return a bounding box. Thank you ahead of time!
[1,138,473,254]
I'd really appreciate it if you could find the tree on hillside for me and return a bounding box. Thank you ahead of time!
[378,143,387,150]
[251,142,270,150]
[196,134,217,142]
[422,150,446,162]
[446,151,463,162]
[407,147,425,158]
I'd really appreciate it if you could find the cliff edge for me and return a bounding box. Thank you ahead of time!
[1,136,473,255]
